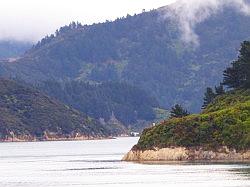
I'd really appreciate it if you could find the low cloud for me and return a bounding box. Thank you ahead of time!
[163,0,250,47]
[0,0,175,43]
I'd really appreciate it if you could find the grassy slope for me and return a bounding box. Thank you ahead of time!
[135,90,250,151]
[0,79,112,140]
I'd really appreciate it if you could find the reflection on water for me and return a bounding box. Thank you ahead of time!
[0,137,249,187]
[229,167,250,176]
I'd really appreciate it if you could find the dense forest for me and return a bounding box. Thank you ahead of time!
[0,78,124,141]
[135,41,250,151]
[38,81,159,126]
[1,6,250,112]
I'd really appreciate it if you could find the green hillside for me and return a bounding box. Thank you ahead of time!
[38,81,159,127]
[0,79,117,141]
[135,90,250,151]
[1,7,250,112]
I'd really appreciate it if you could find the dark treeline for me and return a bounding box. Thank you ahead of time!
[202,41,250,109]
[223,41,250,89]
[38,81,159,126]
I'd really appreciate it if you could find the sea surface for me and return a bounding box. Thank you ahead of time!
[0,137,249,187]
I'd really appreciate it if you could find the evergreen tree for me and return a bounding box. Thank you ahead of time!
[170,104,189,118]
[223,41,250,89]
[215,84,225,96]
[202,87,216,109]
[239,41,250,88]
[223,59,242,89]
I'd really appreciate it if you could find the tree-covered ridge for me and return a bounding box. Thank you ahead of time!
[204,89,250,113]
[38,81,159,127]
[2,7,250,111]
[0,78,115,140]
[135,90,250,151]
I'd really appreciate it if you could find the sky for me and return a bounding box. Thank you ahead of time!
[0,0,177,42]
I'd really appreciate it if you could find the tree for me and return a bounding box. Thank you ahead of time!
[202,87,216,109]
[223,61,242,89]
[223,41,250,89]
[215,84,225,96]
[170,104,189,118]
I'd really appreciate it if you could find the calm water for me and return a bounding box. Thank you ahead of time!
[0,137,249,187]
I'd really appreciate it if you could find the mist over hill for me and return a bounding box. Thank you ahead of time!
[0,41,32,59]
[1,5,250,112]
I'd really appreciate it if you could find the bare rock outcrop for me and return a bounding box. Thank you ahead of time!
[122,147,250,161]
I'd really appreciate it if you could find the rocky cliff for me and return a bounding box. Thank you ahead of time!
[123,147,250,161]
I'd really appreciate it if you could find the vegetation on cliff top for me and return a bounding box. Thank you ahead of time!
[135,42,250,151]
[136,90,250,151]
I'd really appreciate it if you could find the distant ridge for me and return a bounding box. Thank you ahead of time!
[0,78,120,142]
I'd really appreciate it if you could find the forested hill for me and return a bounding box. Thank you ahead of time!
[0,78,118,141]
[38,81,159,127]
[0,41,31,59]
[1,6,250,111]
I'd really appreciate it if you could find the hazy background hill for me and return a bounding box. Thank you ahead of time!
[0,41,31,59]
[1,6,250,113]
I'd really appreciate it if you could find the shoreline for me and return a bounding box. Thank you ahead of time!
[0,131,135,143]
[0,137,115,144]
[0,133,137,143]
[126,160,250,165]
[0,136,118,143]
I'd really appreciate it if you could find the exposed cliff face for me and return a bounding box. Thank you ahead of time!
[122,147,250,161]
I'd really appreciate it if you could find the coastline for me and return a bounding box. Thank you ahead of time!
[0,137,114,143]
[122,146,250,162]
[0,132,118,143]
